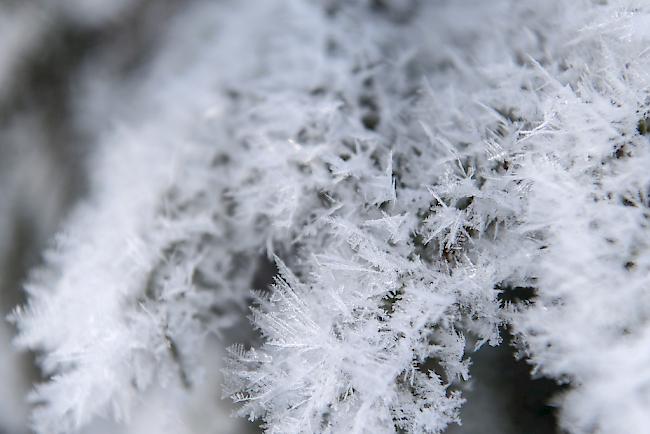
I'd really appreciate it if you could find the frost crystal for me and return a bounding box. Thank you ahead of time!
[7,0,650,433]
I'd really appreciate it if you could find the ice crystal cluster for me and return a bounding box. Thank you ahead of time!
[4,0,650,433]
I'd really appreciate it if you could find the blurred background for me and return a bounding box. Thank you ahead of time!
[0,2,190,432]
[0,2,561,433]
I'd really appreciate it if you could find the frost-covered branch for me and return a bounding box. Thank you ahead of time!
[6,0,650,433]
